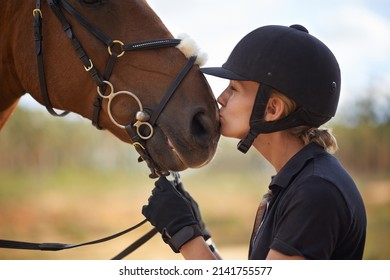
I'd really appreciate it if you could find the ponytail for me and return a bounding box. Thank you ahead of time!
[288,126,338,154]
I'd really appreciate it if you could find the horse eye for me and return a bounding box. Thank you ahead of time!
[80,0,103,6]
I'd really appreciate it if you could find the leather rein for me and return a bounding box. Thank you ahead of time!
[0,0,197,259]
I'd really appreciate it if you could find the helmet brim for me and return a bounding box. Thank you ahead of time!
[201,67,248,81]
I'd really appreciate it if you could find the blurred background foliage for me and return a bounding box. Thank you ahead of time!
[0,87,389,259]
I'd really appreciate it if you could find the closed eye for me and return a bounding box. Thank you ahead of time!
[80,0,103,7]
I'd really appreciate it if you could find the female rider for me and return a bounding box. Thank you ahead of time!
[142,24,367,260]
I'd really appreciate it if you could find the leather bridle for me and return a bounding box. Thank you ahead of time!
[34,0,197,178]
[0,0,198,259]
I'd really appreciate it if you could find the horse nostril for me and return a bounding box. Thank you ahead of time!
[191,111,211,146]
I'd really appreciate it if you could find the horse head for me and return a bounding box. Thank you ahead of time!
[1,0,220,176]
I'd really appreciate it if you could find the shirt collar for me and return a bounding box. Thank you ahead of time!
[269,143,326,190]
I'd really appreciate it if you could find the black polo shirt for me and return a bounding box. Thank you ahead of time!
[249,143,367,259]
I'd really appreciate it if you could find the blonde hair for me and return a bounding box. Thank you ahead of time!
[272,91,338,154]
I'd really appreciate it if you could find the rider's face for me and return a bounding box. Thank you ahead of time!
[217,80,259,139]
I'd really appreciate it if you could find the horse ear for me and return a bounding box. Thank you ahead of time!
[176,34,208,66]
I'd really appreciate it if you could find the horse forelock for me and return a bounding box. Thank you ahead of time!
[176,34,208,66]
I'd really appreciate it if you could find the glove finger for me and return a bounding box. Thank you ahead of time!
[175,183,193,205]
[176,183,199,211]
[152,187,161,196]
[155,176,172,190]
[142,203,158,227]
[174,180,183,191]
[142,205,151,220]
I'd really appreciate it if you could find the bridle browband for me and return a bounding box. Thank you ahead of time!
[0,0,198,259]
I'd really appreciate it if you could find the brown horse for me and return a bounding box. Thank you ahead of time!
[0,0,220,176]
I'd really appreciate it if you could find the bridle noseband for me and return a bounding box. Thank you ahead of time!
[0,0,200,259]
[33,0,197,178]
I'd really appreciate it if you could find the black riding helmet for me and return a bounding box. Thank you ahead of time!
[201,24,341,153]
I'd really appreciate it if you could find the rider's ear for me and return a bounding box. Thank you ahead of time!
[264,96,285,122]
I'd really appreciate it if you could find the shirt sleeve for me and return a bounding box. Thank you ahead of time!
[270,176,350,259]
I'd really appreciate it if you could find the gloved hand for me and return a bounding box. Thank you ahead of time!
[172,175,212,241]
[142,176,202,253]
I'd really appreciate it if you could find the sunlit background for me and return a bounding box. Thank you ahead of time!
[0,0,389,259]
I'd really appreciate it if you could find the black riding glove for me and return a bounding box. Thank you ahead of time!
[142,176,202,253]
[172,175,212,241]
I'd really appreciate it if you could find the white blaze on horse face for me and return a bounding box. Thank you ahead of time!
[176,34,208,66]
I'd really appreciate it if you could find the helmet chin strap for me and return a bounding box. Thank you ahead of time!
[237,84,272,153]
[237,85,331,154]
